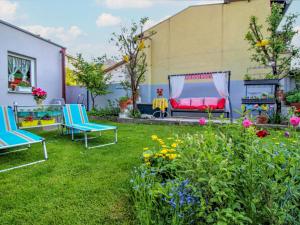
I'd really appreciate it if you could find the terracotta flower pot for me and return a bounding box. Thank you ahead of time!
[291,102,300,110]
[256,115,268,124]
[119,101,128,112]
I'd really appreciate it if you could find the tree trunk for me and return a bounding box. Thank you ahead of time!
[91,94,95,110]
[272,63,281,115]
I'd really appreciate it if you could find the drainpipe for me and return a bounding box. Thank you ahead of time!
[60,48,66,102]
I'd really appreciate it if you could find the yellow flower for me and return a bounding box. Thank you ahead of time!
[168,149,176,153]
[160,149,168,154]
[168,154,177,160]
[155,153,163,158]
[171,143,177,148]
[138,40,145,50]
[256,39,269,47]
[143,147,149,150]
[261,39,269,46]
[143,153,151,158]
[162,145,167,148]
[151,135,158,140]
[123,55,130,62]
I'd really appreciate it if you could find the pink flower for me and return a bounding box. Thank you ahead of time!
[199,117,206,126]
[290,116,300,127]
[242,118,253,128]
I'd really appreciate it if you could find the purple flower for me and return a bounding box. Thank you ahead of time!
[284,131,290,138]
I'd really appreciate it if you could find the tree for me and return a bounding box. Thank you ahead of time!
[65,67,77,86]
[245,3,299,78]
[111,17,155,111]
[70,54,111,109]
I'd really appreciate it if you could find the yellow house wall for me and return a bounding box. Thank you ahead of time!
[145,0,271,85]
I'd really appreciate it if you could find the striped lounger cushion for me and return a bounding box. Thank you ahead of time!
[0,106,43,148]
[63,104,116,132]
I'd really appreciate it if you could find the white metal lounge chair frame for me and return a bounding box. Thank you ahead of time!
[0,140,48,173]
[67,126,118,149]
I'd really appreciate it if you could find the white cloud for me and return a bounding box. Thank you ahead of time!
[0,0,18,21]
[67,42,118,60]
[22,25,83,43]
[100,0,153,9]
[96,13,121,27]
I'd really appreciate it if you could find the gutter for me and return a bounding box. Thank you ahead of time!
[60,48,67,101]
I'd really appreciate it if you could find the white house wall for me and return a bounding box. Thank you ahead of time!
[0,23,63,106]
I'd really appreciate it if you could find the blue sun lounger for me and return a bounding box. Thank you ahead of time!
[62,104,117,149]
[0,106,48,173]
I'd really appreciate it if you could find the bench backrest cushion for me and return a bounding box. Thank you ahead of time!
[178,98,191,106]
[204,97,219,106]
[191,98,204,107]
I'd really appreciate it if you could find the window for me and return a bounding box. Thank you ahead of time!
[8,53,36,93]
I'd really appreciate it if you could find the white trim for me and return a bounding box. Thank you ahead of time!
[7,52,37,93]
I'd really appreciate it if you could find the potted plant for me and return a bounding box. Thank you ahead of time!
[32,87,47,105]
[119,96,130,112]
[156,88,164,97]
[16,81,32,92]
[21,116,39,127]
[285,90,300,109]
[40,114,55,126]
[256,113,268,124]
[261,92,268,99]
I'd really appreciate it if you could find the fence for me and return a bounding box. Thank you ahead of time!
[66,84,127,110]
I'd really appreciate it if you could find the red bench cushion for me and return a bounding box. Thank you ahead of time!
[170,99,179,108]
[217,98,226,109]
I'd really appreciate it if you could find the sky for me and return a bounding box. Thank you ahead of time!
[0,0,299,60]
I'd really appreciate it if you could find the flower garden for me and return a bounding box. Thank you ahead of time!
[130,118,300,224]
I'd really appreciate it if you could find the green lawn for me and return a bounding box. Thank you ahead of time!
[0,121,198,225]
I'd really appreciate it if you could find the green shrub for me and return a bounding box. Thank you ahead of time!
[130,124,300,224]
[286,91,300,104]
[88,100,120,117]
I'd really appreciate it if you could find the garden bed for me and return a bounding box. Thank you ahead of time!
[130,121,300,224]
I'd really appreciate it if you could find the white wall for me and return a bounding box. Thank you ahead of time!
[0,23,63,106]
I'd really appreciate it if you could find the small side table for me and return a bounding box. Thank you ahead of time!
[152,98,168,118]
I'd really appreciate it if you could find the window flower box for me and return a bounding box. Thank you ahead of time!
[16,86,32,93]
[21,120,39,127]
[40,118,56,126]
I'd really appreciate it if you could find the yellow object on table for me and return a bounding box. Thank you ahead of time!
[152,98,168,112]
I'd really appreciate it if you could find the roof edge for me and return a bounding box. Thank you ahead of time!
[144,1,225,33]
[0,19,66,49]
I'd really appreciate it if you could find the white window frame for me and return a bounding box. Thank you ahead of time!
[7,52,37,93]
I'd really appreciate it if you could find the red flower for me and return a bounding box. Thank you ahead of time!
[256,130,269,138]
[32,87,47,100]
[156,88,163,96]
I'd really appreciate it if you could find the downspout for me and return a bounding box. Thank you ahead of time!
[60,48,66,102]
